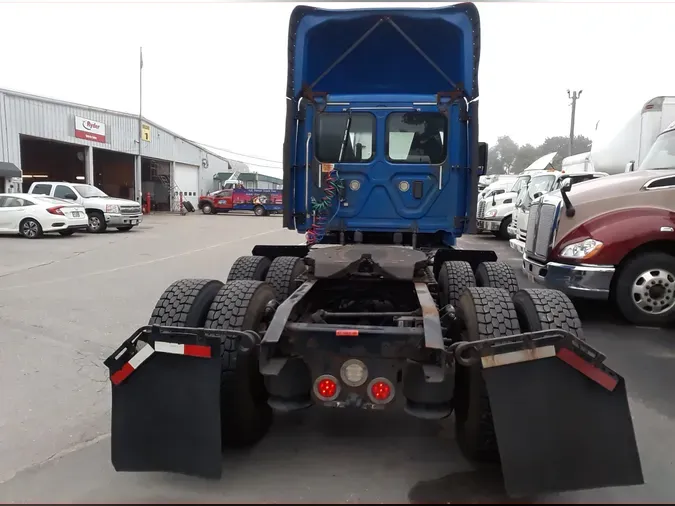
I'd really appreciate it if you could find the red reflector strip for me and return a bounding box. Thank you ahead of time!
[336,329,359,337]
[154,341,211,358]
[184,344,212,358]
[556,348,618,392]
[111,362,134,386]
[110,344,155,385]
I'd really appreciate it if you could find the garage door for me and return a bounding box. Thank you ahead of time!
[174,163,200,208]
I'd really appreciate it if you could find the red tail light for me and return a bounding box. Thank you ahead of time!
[47,206,65,216]
[313,374,340,401]
[368,378,394,404]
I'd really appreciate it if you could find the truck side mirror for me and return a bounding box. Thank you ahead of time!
[533,192,543,200]
[64,193,78,200]
[478,142,488,176]
[625,161,635,173]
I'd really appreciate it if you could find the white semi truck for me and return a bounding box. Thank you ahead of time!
[477,152,557,239]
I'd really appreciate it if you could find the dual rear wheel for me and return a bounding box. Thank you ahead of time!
[145,255,307,449]
[438,260,583,463]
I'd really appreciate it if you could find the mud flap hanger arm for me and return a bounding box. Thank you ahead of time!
[449,329,617,390]
[104,325,261,379]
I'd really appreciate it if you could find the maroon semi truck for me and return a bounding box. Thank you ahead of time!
[522,122,675,327]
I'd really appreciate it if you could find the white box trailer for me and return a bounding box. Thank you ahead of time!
[590,96,675,174]
[561,151,593,173]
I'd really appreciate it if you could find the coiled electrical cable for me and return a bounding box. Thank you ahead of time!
[306,169,344,245]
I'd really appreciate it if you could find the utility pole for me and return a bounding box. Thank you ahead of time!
[567,89,582,156]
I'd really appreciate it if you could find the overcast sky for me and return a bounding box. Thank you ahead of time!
[1,0,673,176]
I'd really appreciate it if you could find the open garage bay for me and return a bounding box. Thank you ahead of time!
[0,217,673,503]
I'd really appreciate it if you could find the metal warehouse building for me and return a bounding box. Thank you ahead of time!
[0,88,248,211]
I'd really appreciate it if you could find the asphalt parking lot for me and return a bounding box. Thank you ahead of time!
[0,214,673,503]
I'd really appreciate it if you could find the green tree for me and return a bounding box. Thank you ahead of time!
[487,135,519,175]
[511,143,539,174]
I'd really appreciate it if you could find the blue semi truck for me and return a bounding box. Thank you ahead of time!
[106,3,642,498]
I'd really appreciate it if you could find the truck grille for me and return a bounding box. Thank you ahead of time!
[121,205,141,215]
[477,200,486,219]
[525,201,559,259]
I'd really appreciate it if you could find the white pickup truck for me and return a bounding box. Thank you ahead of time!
[27,181,142,233]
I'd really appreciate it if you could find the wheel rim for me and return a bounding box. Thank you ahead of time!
[22,221,38,237]
[89,216,100,229]
[204,205,211,213]
[631,268,675,315]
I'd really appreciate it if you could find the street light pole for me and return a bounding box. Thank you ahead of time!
[567,89,582,156]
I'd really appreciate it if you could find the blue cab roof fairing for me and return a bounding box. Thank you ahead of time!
[281,4,482,240]
[286,3,481,100]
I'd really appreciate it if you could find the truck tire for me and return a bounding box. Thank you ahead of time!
[614,252,675,327]
[201,203,213,215]
[226,255,272,282]
[437,261,476,310]
[454,287,521,463]
[475,261,519,296]
[87,211,107,233]
[498,215,512,240]
[148,278,224,327]
[512,288,584,340]
[205,280,275,447]
[253,205,265,217]
[265,256,305,302]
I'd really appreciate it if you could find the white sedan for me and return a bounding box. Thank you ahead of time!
[0,193,89,238]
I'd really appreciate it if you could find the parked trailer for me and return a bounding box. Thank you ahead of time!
[105,3,643,498]
[591,95,675,175]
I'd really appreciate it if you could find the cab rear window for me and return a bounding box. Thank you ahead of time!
[386,112,447,164]
[315,113,375,163]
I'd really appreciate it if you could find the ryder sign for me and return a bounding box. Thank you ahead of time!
[74,116,106,143]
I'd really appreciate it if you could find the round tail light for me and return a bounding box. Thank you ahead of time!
[313,374,340,401]
[367,377,395,405]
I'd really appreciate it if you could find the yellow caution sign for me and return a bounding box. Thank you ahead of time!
[141,123,151,142]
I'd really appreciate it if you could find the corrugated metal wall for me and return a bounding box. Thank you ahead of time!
[0,90,232,178]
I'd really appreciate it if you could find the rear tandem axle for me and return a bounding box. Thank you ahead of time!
[105,243,643,497]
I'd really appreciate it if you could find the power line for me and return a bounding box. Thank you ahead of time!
[189,140,283,165]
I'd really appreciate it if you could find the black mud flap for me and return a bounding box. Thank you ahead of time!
[457,330,644,498]
[104,325,225,479]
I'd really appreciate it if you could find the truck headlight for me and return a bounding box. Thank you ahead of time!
[559,239,603,259]
[485,209,497,218]
[106,204,120,213]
